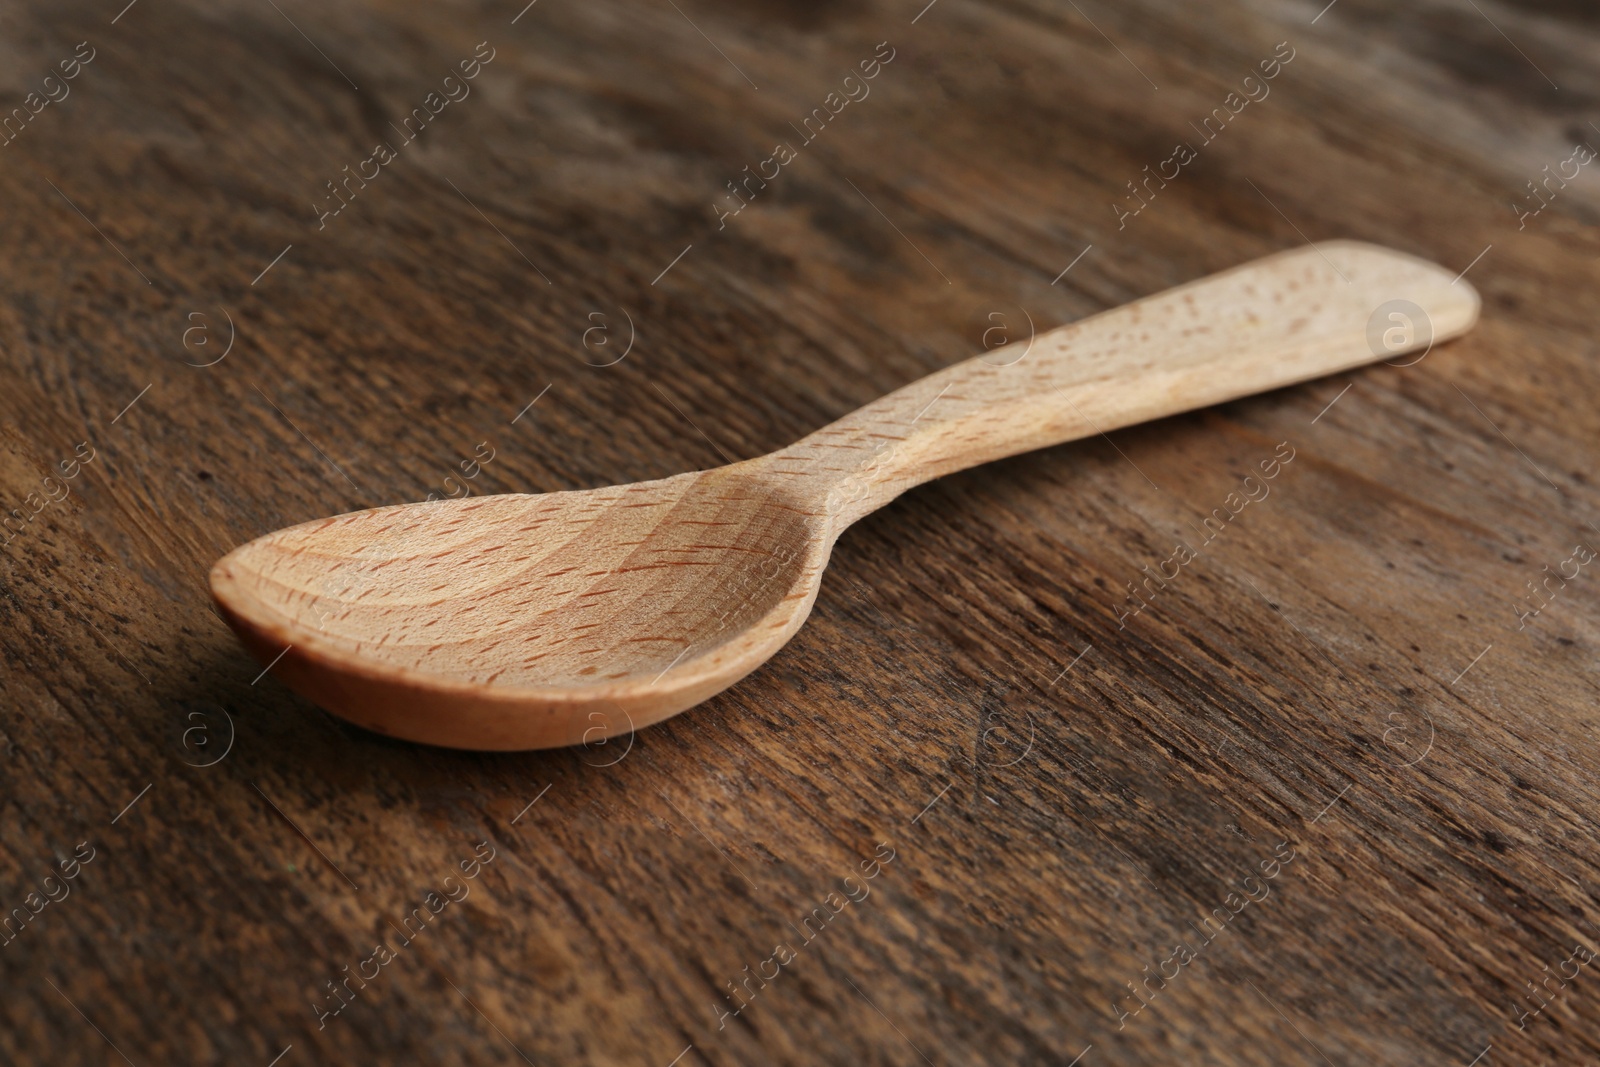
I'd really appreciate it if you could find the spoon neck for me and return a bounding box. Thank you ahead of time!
[772,379,1029,531]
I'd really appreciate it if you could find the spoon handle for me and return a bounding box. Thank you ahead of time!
[781,241,1479,529]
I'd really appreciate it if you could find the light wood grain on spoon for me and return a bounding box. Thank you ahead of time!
[210,241,1479,750]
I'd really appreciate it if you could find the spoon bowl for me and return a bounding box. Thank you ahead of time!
[212,241,1480,749]
[211,461,833,748]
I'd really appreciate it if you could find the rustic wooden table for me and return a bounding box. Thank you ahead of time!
[2,0,1598,1063]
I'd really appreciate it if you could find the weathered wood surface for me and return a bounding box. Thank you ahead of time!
[0,0,1597,1064]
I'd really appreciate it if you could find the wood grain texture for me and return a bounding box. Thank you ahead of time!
[0,0,1597,1064]
[208,243,1477,751]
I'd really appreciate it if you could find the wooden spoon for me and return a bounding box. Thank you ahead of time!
[210,241,1479,750]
